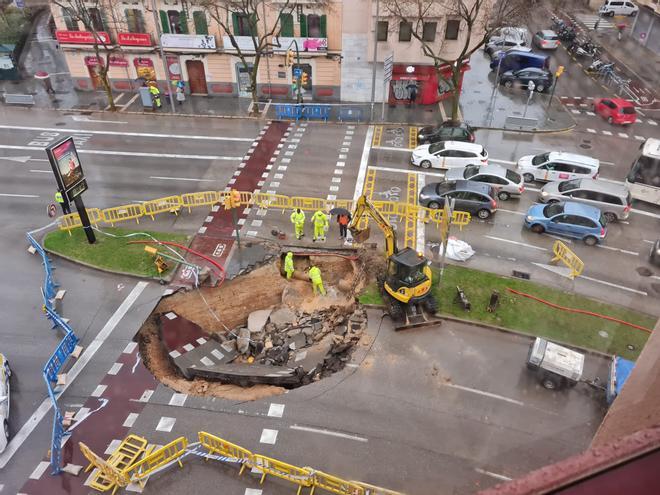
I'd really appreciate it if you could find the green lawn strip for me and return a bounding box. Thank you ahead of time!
[44,227,189,278]
[359,264,655,360]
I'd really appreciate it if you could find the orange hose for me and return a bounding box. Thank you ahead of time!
[506,288,653,334]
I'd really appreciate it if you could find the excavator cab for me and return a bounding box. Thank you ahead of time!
[384,247,432,304]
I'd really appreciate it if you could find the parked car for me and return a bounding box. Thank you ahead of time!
[490,50,550,72]
[444,164,524,200]
[539,178,632,222]
[418,180,498,219]
[524,201,608,245]
[499,67,554,93]
[417,121,475,144]
[533,30,560,49]
[411,141,488,170]
[593,98,637,125]
[490,46,533,61]
[516,151,600,183]
[599,0,638,16]
[485,37,527,58]
[650,239,660,267]
[0,353,10,454]
[487,27,529,46]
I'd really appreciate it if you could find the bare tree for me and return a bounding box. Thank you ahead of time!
[53,0,119,110]
[384,0,529,120]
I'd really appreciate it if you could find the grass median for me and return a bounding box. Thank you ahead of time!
[359,264,656,360]
[44,227,189,278]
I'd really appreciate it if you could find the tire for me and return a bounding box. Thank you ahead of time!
[504,80,513,88]
[542,375,558,390]
[584,235,598,246]
[523,173,535,183]
[536,84,545,93]
[604,211,617,223]
[427,201,441,209]
[388,300,404,321]
[547,199,560,204]
[420,160,432,169]
[424,294,438,314]
[531,224,545,234]
[477,209,491,220]
[607,116,613,124]
[498,191,510,201]
[608,11,615,17]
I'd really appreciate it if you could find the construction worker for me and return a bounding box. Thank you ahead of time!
[55,190,71,214]
[311,209,329,242]
[284,251,295,280]
[149,84,161,109]
[308,265,326,296]
[290,208,305,240]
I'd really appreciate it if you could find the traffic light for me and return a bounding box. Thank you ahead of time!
[555,65,565,78]
[286,50,294,67]
[224,189,241,209]
[300,72,308,86]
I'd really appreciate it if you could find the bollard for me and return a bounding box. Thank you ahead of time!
[487,290,500,313]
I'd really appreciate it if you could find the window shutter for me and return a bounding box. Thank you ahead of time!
[159,10,170,33]
[125,8,134,32]
[63,8,77,31]
[137,10,145,32]
[320,15,326,38]
[193,11,208,35]
[178,10,188,34]
[299,14,307,37]
[250,13,257,36]
[280,13,293,37]
[232,12,239,35]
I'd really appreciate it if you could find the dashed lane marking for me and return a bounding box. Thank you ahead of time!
[596,245,638,256]
[444,383,525,406]
[484,236,548,251]
[29,461,50,480]
[259,428,278,444]
[267,403,285,418]
[475,468,513,482]
[155,416,176,432]
[289,425,368,442]
[123,412,139,428]
[579,275,648,296]
[368,165,445,178]
[168,393,188,407]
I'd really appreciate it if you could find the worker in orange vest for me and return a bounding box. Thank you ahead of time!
[337,212,351,239]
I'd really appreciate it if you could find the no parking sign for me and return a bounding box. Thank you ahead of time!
[47,203,57,218]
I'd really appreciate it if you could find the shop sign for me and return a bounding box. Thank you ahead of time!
[109,56,128,67]
[274,37,327,52]
[133,57,154,68]
[166,55,181,81]
[118,32,152,46]
[56,30,111,44]
[161,34,216,50]
[84,56,102,67]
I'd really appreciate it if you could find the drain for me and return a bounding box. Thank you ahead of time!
[55,122,66,126]
[579,143,592,149]
[636,267,652,277]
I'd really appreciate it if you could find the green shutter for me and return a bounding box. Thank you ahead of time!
[320,15,326,38]
[232,12,239,35]
[280,13,293,37]
[159,10,169,34]
[137,10,145,32]
[250,14,257,36]
[193,11,208,35]
[125,9,133,32]
[299,14,307,37]
[178,10,188,34]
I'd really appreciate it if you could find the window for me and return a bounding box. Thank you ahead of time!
[88,7,105,32]
[125,9,144,33]
[233,13,255,36]
[167,10,187,34]
[377,21,389,41]
[422,22,436,42]
[62,8,78,31]
[279,13,294,37]
[445,19,460,40]
[399,21,412,42]
[305,14,326,38]
[193,11,208,35]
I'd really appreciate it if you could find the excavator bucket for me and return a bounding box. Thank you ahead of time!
[350,226,371,243]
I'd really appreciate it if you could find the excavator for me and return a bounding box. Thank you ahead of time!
[348,195,439,331]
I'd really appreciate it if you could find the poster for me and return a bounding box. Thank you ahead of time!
[46,137,85,196]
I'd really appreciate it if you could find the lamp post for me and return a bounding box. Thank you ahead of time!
[150,0,176,113]
[370,0,380,122]
[287,39,303,104]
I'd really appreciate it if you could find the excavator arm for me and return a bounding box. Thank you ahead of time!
[348,195,398,256]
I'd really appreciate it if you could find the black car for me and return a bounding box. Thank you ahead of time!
[650,239,660,267]
[417,121,475,145]
[418,180,498,219]
[499,67,553,93]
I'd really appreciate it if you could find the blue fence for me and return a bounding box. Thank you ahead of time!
[274,103,362,123]
[27,231,79,475]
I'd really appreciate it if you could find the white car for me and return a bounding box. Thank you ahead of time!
[411,141,489,170]
[0,353,10,453]
[516,151,600,183]
[599,0,638,16]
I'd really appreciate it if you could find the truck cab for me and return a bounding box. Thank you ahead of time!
[526,337,584,389]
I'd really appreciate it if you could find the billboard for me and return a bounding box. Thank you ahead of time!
[46,137,87,201]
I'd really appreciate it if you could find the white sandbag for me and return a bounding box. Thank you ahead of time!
[440,236,475,261]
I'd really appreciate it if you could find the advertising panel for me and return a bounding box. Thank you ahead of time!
[55,30,111,44]
[46,137,87,201]
[117,32,152,46]
[161,34,216,50]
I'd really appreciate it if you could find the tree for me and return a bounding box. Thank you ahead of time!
[52,0,119,110]
[383,0,529,120]
[0,2,29,44]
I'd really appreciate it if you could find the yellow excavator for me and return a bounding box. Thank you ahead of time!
[349,195,439,330]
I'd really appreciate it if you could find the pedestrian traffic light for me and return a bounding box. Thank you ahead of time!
[555,65,565,78]
[286,50,294,67]
[300,72,308,86]
[224,189,241,209]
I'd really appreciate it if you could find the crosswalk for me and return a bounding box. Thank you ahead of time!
[574,14,617,31]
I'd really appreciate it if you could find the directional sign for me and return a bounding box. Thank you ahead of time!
[293,68,302,78]
[384,53,394,82]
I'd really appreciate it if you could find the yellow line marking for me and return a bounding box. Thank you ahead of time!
[372,126,383,147]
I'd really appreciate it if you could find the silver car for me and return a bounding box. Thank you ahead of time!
[538,178,632,221]
[533,30,560,50]
[0,353,10,453]
[444,164,524,201]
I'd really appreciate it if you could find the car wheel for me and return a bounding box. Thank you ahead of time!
[504,80,513,88]
[542,376,558,390]
[531,224,545,234]
[498,191,510,201]
[608,11,615,17]
[536,84,545,93]
[477,209,491,220]
[420,160,432,169]
[427,201,441,209]
[604,212,617,223]
[584,235,598,246]
[523,173,535,183]
[607,116,614,124]
[547,199,560,204]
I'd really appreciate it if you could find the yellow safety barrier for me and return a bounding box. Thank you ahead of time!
[291,196,329,212]
[353,481,405,495]
[551,240,584,279]
[181,190,220,213]
[309,470,365,495]
[252,455,314,495]
[142,195,182,220]
[403,173,419,249]
[102,204,145,226]
[124,436,188,487]
[252,192,293,210]
[79,442,128,494]
[198,431,253,475]
[82,435,148,495]
[58,208,103,234]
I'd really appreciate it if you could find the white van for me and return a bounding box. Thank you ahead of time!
[516,152,600,183]
[599,1,638,16]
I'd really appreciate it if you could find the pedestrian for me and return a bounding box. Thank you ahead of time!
[311,209,329,242]
[337,212,351,239]
[175,80,186,105]
[290,208,306,240]
[617,23,626,41]
[593,18,600,32]
[55,190,71,215]
[149,85,161,109]
[409,85,417,106]
[308,265,326,296]
[284,251,295,280]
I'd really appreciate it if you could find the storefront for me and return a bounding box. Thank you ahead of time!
[388,61,469,105]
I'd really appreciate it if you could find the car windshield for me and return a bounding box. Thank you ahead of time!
[505,169,521,183]
[600,214,608,227]
[543,203,564,217]
[621,106,636,115]
[428,142,445,154]
[545,34,559,40]
[464,165,480,179]
[532,152,550,166]
[558,179,581,192]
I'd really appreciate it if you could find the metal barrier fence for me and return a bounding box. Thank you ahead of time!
[56,191,471,234]
[551,240,584,279]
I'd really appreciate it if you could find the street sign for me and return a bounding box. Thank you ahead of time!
[384,53,394,82]
[47,204,57,218]
[293,67,302,78]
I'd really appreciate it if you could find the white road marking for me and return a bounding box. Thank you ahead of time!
[120,93,139,110]
[28,169,49,173]
[289,425,368,442]
[489,158,516,165]
[630,208,660,219]
[259,428,278,444]
[586,128,597,133]
[495,208,525,216]
[0,155,31,163]
[244,490,263,495]
[602,130,612,136]
[168,393,188,407]
[642,239,655,244]
[635,135,646,141]
[649,120,658,126]
[484,236,548,251]
[369,165,445,179]
[0,193,39,198]
[372,145,410,153]
[150,176,217,182]
[475,468,513,482]
[267,403,285,418]
[108,362,123,375]
[579,275,647,296]
[104,439,122,455]
[596,245,638,256]
[586,111,595,116]
[618,133,629,139]
[353,126,374,202]
[123,412,139,428]
[445,383,525,406]
[0,124,254,141]
[91,384,107,397]
[0,281,148,468]
[155,416,176,432]
[29,461,50,480]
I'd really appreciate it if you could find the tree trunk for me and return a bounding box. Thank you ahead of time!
[249,56,261,116]
[450,64,462,121]
[95,44,116,111]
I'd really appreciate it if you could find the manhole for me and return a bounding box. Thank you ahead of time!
[636,267,652,277]
[55,122,66,126]
[598,330,609,338]
[579,143,592,149]
[627,344,635,351]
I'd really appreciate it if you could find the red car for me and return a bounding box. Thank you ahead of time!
[593,98,637,125]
